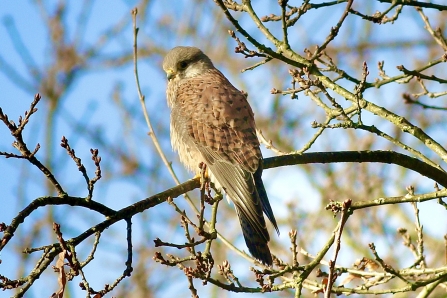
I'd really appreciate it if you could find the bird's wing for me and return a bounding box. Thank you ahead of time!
[174,68,270,241]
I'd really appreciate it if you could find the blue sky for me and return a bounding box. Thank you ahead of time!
[1,1,446,297]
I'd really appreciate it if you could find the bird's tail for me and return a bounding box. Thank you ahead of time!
[236,206,273,265]
[254,167,279,235]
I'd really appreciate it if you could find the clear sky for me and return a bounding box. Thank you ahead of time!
[1,1,446,298]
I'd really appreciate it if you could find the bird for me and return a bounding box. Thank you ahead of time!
[162,46,279,265]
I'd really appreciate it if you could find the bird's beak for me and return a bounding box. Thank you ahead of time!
[166,68,176,81]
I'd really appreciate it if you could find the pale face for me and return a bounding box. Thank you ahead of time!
[162,46,214,82]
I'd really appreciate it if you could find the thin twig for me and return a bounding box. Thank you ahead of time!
[325,199,351,297]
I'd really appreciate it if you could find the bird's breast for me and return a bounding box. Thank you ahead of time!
[170,110,202,175]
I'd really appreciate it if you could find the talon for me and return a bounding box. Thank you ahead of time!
[195,162,208,189]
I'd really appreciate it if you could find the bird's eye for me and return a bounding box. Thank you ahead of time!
[179,61,188,69]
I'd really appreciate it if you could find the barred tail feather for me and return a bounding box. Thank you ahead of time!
[236,206,273,265]
[254,167,279,235]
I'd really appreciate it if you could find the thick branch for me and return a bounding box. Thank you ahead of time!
[0,196,115,250]
[263,150,447,188]
[377,0,447,10]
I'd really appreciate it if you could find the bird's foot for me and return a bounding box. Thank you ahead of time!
[196,162,209,189]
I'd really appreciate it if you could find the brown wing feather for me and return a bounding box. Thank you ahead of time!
[176,69,261,172]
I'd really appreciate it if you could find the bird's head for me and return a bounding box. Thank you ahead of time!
[162,46,214,82]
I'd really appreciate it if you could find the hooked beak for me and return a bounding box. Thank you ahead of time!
[166,68,176,81]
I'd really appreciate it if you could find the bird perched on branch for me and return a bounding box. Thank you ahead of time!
[162,46,279,265]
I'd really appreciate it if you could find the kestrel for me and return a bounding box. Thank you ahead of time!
[162,46,278,265]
